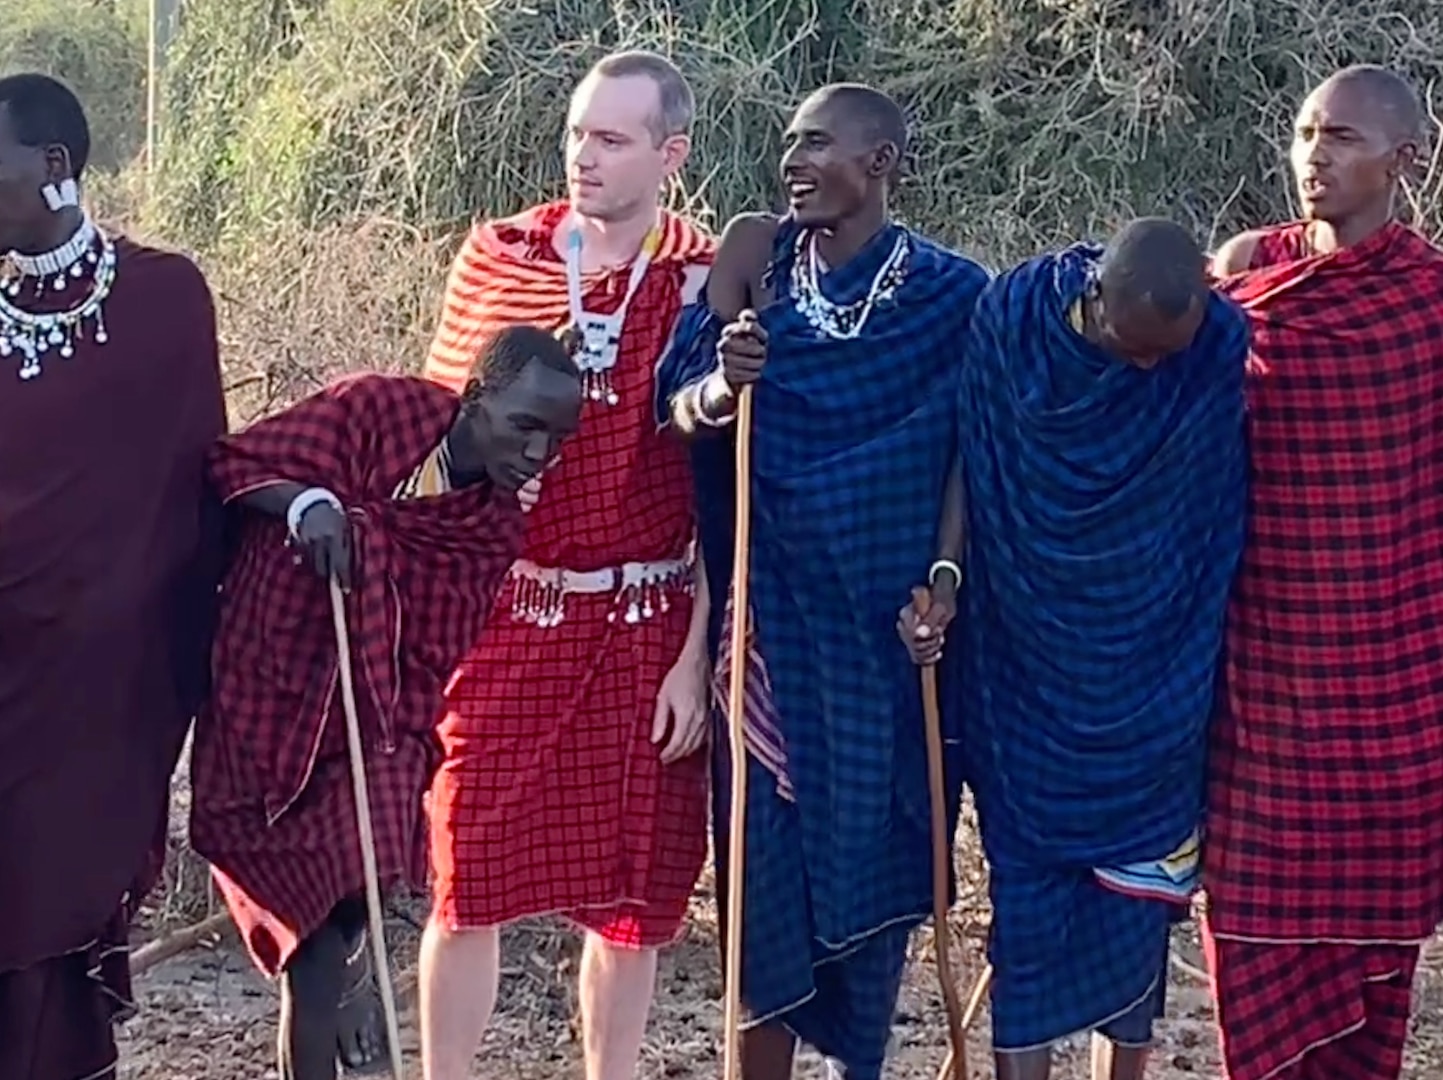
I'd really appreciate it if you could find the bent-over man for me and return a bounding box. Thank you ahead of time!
[902,219,1248,1080]
[190,326,581,1080]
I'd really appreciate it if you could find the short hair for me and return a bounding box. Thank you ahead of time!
[460,325,579,408]
[585,50,695,145]
[1098,218,1207,320]
[0,73,91,179]
[810,83,909,160]
[1319,64,1425,144]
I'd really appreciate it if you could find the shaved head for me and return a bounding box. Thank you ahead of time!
[1291,66,1423,232]
[1084,218,1208,369]
[1315,65,1424,146]
[1098,218,1207,318]
[804,83,909,164]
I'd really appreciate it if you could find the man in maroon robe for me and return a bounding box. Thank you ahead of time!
[0,74,228,1080]
[189,325,582,1080]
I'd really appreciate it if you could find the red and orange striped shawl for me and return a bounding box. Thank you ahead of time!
[424,200,714,392]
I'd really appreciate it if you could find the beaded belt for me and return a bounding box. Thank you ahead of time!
[507,557,692,628]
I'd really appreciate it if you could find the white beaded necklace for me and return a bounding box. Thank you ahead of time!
[789,228,909,340]
[0,219,116,381]
[2,216,100,297]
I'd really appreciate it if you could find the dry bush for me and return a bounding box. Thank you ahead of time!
[0,0,146,171]
[120,0,1443,388]
[149,0,1443,262]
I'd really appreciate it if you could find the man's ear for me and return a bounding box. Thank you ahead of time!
[869,140,900,179]
[1393,139,1422,184]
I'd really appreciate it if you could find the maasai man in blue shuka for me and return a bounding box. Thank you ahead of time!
[656,84,989,1079]
[900,218,1248,1080]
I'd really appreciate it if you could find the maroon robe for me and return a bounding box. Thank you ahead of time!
[190,374,526,977]
[0,237,227,1079]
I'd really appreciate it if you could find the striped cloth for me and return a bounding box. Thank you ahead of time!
[957,245,1248,1049]
[659,218,988,1077]
[1205,220,1443,1080]
[424,201,711,388]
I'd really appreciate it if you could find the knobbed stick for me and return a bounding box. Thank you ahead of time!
[912,585,969,1080]
[329,576,405,1080]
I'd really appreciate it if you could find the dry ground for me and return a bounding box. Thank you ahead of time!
[117,756,1443,1080]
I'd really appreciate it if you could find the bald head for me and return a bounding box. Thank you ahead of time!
[804,83,908,165]
[1314,65,1423,146]
[1098,218,1207,319]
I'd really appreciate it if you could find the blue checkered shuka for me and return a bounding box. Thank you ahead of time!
[658,218,988,1077]
[957,245,1248,1049]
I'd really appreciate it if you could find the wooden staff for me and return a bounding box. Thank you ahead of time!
[328,577,405,1080]
[911,586,969,1080]
[722,383,756,1080]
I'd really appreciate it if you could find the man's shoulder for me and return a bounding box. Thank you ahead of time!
[720,212,782,242]
[1210,229,1274,277]
[904,229,993,286]
[322,372,454,410]
[715,212,781,263]
[115,234,212,297]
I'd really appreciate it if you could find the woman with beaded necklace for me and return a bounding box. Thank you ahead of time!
[0,73,228,1080]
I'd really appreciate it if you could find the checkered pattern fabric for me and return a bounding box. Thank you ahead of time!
[1203,919,1420,1080]
[957,246,1247,1046]
[987,860,1173,1049]
[425,203,713,946]
[1202,220,1443,1080]
[192,374,525,976]
[664,219,988,1070]
[1207,222,1443,943]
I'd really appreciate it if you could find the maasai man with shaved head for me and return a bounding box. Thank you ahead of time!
[901,219,1249,1080]
[0,74,227,1079]
[660,83,989,1079]
[189,326,582,1080]
[418,49,714,1080]
[1206,64,1443,1080]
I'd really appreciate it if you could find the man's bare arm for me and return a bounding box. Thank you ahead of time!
[669,213,779,435]
[935,461,965,571]
[1210,230,1266,278]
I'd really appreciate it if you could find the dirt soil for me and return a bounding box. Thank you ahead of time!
[117,769,1443,1080]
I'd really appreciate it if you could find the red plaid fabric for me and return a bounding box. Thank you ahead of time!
[191,374,525,976]
[1203,222,1443,1077]
[1203,918,1420,1080]
[425,203,714,946]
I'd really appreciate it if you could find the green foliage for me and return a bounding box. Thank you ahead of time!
[0,0,147,171]
[148,0,1443,264]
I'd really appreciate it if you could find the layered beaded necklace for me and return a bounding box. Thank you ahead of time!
[789,227,909,340]
[0,214,115,380]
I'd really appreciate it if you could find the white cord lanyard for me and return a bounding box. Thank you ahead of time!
[564,225,658,405]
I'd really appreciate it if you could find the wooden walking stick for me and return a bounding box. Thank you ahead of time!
[328,577,405,1080]
[911,586,970,1080]
[722,383,756,1080]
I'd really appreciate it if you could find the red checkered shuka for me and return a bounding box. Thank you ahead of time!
[424,202,715,947]
[1201,222,1443,1078]
[1203,923,1420,1080]
[190,374,526,976]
